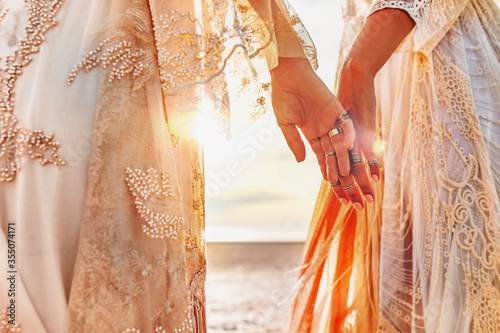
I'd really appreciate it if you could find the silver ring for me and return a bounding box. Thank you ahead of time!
[342,181,357,191]
[328,127,343,138]
[342,113,351,120]
[368,158,380,166]
[349,151,364,164]
[325,152,336,159]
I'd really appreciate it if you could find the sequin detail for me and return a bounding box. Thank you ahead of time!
[125,167,183,239]
[0,0,66,182]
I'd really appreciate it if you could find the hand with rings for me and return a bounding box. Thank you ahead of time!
[324,50,382,210]
[270,57,356,181]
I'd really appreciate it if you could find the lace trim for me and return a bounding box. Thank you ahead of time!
[368,0,424,24]
[152,3,273,94]
[0,0,66,182]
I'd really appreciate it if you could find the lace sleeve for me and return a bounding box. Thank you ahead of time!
[146,0,318,139]
[367,0,469,55]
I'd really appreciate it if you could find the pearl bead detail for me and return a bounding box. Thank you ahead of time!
[125,167,183,240]
[0,0,66,183]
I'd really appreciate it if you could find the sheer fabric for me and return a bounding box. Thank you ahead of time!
[290,0,500,332]
[0,0,316,332]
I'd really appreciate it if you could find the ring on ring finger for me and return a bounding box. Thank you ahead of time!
[342,181,357,191]
[325,151,336,159]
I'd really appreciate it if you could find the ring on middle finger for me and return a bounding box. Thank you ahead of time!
[349,151,364,164]
[328,127,343,138]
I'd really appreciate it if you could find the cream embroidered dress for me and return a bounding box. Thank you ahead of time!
[290,0,500,332]
[0,0,316,332]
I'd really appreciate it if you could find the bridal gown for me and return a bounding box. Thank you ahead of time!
[0,0,316,332]
[290,0,500,332]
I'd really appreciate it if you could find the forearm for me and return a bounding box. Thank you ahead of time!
[345,9,415,78]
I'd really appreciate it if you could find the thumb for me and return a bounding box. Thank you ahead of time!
[279,123,306,162]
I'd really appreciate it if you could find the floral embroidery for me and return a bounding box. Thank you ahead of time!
[67,6,156,91]
[0,0,66,182]
[67,40,150,86]
[153,1,272,93]
[125,167,183,240]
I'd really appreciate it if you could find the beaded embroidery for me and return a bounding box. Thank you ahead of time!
[67,39,151,90]
[0,0,66,182]
[125,167,183,240]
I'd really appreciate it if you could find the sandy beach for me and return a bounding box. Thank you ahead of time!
[206,242,305,333]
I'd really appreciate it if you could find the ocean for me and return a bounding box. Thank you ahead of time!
[206,242,305,333]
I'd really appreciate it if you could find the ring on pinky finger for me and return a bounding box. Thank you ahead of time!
[368,158,380,166]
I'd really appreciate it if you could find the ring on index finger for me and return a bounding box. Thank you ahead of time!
[328,127,343,138]
[335,113,351,127]
[342,113,351,121]
[310,137,321,144]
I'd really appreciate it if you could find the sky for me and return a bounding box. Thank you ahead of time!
[204,0,344,242]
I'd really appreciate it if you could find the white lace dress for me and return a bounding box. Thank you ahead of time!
[372,0,500,331]
[288,0,500,332]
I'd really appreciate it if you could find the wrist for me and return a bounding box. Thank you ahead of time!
[343,57,376,83]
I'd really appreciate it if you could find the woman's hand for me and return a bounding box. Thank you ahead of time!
[327,9,415,209]
[270,57,355,181]
[329,61,381,209]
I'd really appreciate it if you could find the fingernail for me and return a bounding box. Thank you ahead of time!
[340,198,348,205]
[353,202,363,211]
[365,194,374,202]
[372,174,379,182]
